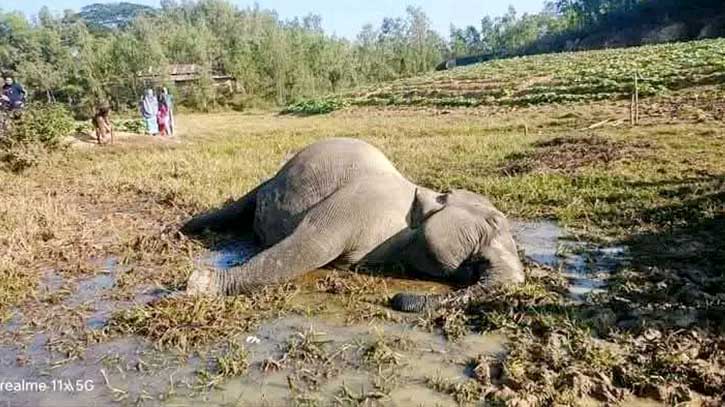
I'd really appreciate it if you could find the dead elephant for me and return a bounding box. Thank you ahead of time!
[182,138,524,312]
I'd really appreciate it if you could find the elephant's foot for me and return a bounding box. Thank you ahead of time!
[186,269,220,296]
[390,292,442,313]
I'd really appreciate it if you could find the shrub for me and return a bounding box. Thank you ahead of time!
[3,103,75,147]
[0,142,49,173]
[112,118,145,133]
[1,103,75,172]
[282,98,349,115]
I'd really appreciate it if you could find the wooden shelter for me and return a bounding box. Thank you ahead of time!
[137,64,236,91]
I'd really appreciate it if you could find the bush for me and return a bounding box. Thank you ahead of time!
[112,118,145,133]
[282,98,349,115]
[1,103,75,172]
[4,103,75,147]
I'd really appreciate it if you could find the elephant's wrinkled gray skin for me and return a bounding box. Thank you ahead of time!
[182,138,524,312]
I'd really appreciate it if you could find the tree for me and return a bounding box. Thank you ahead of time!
[79,2,156,30]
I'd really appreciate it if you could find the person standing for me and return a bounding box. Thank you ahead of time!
[161,87,175,136]
[92,104,114,145]
[139,89,159,136]
[2,74,27,110]
[157,94,170,137]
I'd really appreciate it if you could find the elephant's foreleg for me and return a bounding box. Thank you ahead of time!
[187,212,349,296]
[181,180,268,235]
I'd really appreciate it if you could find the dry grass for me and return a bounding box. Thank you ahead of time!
[0,93,723,405]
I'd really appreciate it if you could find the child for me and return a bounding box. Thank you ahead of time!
[157,95,169,137]
[92,104,113,145]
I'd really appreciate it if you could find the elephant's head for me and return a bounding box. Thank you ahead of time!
[394,188,524,312]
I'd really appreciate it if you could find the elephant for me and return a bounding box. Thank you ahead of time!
[183,138,524,312]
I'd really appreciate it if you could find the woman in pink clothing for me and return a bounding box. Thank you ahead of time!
[157,94,170,136]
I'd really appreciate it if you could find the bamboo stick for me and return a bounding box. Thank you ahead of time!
[634,72,640,125]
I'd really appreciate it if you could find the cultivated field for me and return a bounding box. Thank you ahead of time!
[344,38,725,108]
[1,40,724,406]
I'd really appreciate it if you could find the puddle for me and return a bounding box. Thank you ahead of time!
[197,240,261,270]
[165,315,505,406]
[0,336,190,407]
[511,220,628,299]
[0,221,628,406]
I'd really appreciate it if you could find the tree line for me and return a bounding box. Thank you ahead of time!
[1,0,723,116]
[449,0,725,60]
[0,1,447,115]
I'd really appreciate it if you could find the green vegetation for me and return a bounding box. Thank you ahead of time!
[77,2,156,30]
[213,341,249,377]
[338,38,725,108]
[108,285,297,352]
[0,103,75,172]
[2,103,75,146]
[112,117,145,133]
[449,0,725,60]
[282,98,349,116]
[6,0,722,117]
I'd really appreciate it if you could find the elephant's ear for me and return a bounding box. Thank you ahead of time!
[411,188,446,228]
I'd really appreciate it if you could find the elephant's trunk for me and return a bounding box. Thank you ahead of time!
[186,256,279,296]
[390,283,487,313]
[214,241,306,295]
[390,292,443,312]
[390,251,525,313]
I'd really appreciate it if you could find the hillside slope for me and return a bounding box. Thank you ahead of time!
[334,38,725,109]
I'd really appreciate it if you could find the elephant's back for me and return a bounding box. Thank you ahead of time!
[281,138,399,174]
[255,138,405,245]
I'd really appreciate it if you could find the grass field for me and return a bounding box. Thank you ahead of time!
[1,39,724,406]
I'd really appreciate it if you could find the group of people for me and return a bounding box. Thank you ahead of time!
[92,87,177,146]
[140,88,175,137]
[3,71,176,144]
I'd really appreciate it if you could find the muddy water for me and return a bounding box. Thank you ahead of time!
[0,221,631,407]
[511,220,628,300]
[163,315,504,407]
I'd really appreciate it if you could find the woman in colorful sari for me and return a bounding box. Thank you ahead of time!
[139,89,159,136]
[161,87,175,136]
[157,94,170,137]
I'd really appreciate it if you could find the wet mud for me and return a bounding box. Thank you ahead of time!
[0,221,632,406]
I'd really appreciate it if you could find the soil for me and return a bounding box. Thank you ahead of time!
[500,135,652,175]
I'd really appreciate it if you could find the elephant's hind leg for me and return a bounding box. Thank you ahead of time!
[181,181,267,235]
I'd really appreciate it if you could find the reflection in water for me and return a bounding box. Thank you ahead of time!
[197,240,261,270]
[511,220,628,299]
